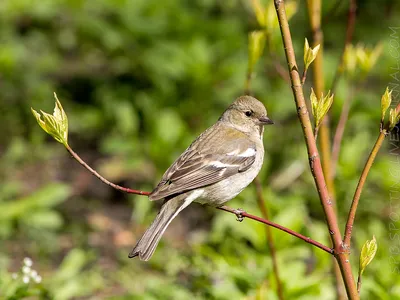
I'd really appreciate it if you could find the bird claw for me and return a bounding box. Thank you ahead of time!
[233,208,245,222]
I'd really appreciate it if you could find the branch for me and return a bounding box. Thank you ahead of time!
[343,130,387,247]
[66,143,333,255]
[331,87,355,176]
[343,101,400,247]
[65,144,150,196]
[217,206,333,254]
[273,1,358,298]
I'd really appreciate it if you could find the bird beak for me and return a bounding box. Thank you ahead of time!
[258,116,274,125]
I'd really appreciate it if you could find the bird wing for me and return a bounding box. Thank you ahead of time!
[149,125,257,201]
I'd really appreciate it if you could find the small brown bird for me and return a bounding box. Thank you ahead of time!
[129,95,273,261]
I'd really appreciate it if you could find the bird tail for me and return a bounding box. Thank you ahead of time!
[129,195,190,261]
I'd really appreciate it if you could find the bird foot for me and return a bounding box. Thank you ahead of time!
[233,208,246,222]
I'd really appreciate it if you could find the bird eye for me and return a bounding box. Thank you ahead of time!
[245,110,253,117]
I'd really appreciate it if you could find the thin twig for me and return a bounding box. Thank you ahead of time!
[331,88,354,176]
[254,177,284,300]
[217,206,333,254]
[66,144,151,196]
[66,143,333,255]
[357,272,362,294]
[343,130,387,247]
[301,69,307,85]
[273,1,358,298]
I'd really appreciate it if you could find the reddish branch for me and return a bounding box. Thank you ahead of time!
[273,0,358,298]
[66,144,150,196]
[343,101,400,247]
[217,206,333,254]
[65,143,333,255]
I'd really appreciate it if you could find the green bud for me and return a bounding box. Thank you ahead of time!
[389,108,400,131]
[359,235,377,276]
[310,88,334,128]
[304,38,320,70]
[248,31,266,75]
[31,93,69,146]
[381,87,393,122]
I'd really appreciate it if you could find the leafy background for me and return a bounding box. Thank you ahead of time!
[0,0,399,299]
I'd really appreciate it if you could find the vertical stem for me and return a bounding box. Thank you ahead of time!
[357,272,362,294]
[343,131,386,246]
[306,1,343,297]
[254,177,284,300]
[273,1,358,298]
[331,87,356,176]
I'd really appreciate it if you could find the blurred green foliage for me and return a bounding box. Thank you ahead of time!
[1,0,400,299]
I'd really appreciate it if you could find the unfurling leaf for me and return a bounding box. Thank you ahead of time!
[31,93,69,146]
[304,38,320,70]
[359,235,378,276]
[381,87,393,122]
[310,88,334,128]
[389,108,400,131]
[310,88,318,119]
[248,31,266,74]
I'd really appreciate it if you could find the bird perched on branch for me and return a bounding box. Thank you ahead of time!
[129,95,273,261]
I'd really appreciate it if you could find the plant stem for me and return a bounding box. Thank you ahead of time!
[65,144,151,196]
[218,205,333,254]
[273,1,358,298]
[357,271,362,294]
[65,143,332,255]
[301,69,307,85]
[331,87,354,176]
[343,130,386,247]
[254,177,284,300]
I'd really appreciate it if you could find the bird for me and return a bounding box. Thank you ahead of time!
[129,95,273,261]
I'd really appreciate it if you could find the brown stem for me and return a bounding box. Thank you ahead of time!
[65,144,151,196]
[357,272,362,294]
[273,1,358,298]
[331,89,354,176]
[343,130,386,247]
[254,177,284,300]
[301,69,307,85]
[65,143,332,255]
[307,0,343,297]
[218,205,333,254]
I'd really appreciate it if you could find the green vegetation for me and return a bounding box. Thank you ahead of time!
[1,0,400,299]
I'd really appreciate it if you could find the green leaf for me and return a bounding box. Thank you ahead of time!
[389,108,400,131]
[31,93,69,146]
[310,88,318,120]
[23,211,64,229]
[0,183,71,221]
[359,235,378,275]
[310,88,334,128]
[303,38,320,70]
[381,87,393,122]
